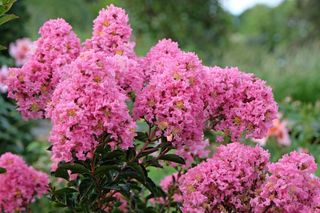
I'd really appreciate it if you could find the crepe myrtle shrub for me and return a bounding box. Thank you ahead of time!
[11,4,320,213]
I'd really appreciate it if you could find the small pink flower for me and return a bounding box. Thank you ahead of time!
[9,38,35,66]
[0,65,8,93]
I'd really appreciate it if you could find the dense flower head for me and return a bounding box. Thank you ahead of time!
[47,51,136,170]
[251,151,320,213]
[0,65,8,93]
[179,143,270,213]
[0,153,48,213]
[7,18,81,119]
[83,4,135,57]
[141,39,181,82]
[204,66,278,142]
[9,38,35,66]
[134,51,209,166]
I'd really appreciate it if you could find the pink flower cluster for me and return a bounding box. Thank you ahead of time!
[83,4,135,57]
[251,151,320,213]
[0,153,48,213]
[204,66,278,142]
[134,42,209,166]
[9,38,35,66]
[7,19,80,119]
[141,39,181,82]
[179,143,269,213]
[47,51,136,170]
[179,143,320,213]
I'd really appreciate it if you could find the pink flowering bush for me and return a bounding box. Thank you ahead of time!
[5,3,319,213]
[0,153,48,213]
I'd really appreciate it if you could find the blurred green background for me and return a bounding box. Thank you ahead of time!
[1,0,320,211]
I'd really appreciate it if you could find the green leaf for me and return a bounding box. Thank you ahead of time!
[0,0,16,15]
[126,147,136,161]
[127,162,146,182]
[146,159,163,168]
[53,187,78,206]
[55,187,78,195]
[0,44,6,51]
[95,165,120,176]
[0,167,6,174]
[0,14,18,25]
[53,165,69,180]
[105,150,126,160]
[79,179,94,202]
[135,132,148,142]
[59,163,90,175]
[144,177,165,198]
[159,154,185,165]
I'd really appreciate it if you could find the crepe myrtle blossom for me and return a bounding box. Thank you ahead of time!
[141,39,182,83]
[134,51,209,167]
[179,143,270,213]
[0,153,48,213]
[9,38,35,66]
[0,65,8,93]
[7,18,81,119]
[204,66,278,142]
[83,4,136,58]
[47,51,136,170]
[251,151,320,213]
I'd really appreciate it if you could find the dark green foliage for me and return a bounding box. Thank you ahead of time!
[119,0,232,62]
[0,94,37,156]
[0,0,28,57]
[50,128,185,212]
[0,166,6,173]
